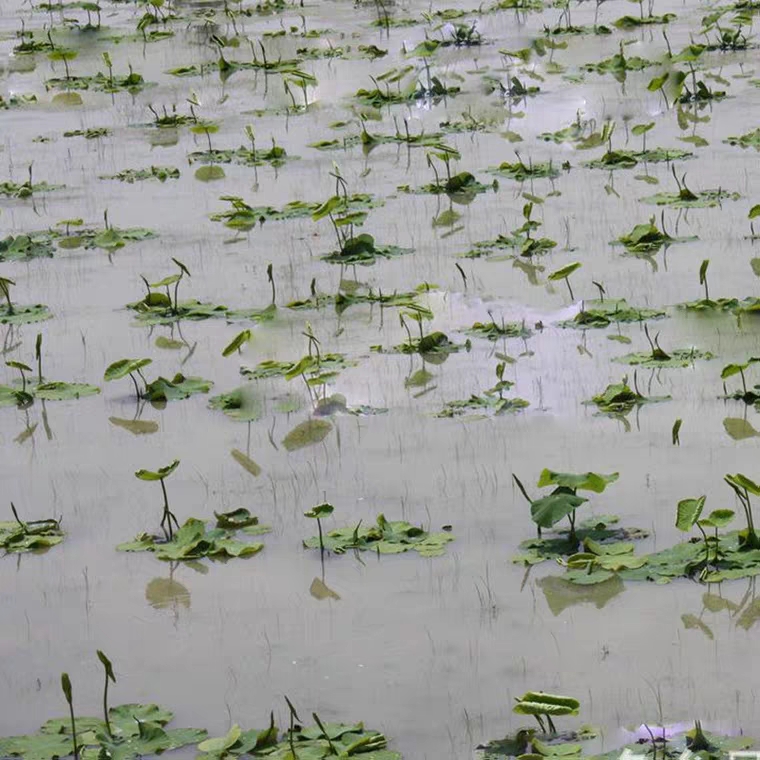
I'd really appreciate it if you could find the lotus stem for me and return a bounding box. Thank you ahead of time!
[159,478,177,540]
[173,276,181,314]
[313,713,338,755]
[36,333,43,383]
[696,521,709,567]
[102,671,112,736]
[128,371,141,400]
[10,502,28,534]
[61,674,78,760]
[268,263,275,304]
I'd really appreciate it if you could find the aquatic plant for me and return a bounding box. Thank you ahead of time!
[0,278,52,325]
[582,42,656,82]
[196,699,399,759]
[0,680,206,760]
[242,351,354,386]
[0,166,64,198]
[586,375,670,416]
[222,329,252,357]
[614,215,684,254]
[558,298,666,329]
[0,503,64,554]
[512,692,580,735]
[118,512,270,561]
[0,234,56,262]
[676,496,736,574]
[211,193,381,231]
[104,358,152,398]
[749,205,760,238]
[548,262,581,300]
[464,203,557,259]
[489,154,561,181]
[311,168,413,264]
[614,326,714,368]
[417,148,494,199]
[46,62,148,93]
[303,513,454,556]
[465,318,531,341]
[726,129,760,150]
[480,716,755,759]
[100,166,180,183]
[127,260,274,325]
[304,502,334,554]
[0,336,98,406]
[513,469,619,541]
[724,474,760,549]
[134,459,181,541]
[641,168,740,207]
[96,652,116,737]
[60,674,78,760]
[721,359,760,404]
[436,391,529,418]
[189,126,295,168]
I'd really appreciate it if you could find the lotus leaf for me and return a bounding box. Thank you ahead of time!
[142,374,213,403]
[117,517,266,561]
[304,513,454,557]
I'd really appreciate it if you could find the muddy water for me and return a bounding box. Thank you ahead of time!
[2,0,760,755]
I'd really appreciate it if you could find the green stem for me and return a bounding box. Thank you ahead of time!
[136,368,149,395]
[68,701,78,759]
[10,502,28,534]
[160,478,173,540]
[312,713,338,755]
[745,489,756,534]
[696,522,709,567]
[103,674,111,736]
[288,712,297,758]
[128,372,141,400]
[36,333,43,383]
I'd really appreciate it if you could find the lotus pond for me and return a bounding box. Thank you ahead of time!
[4,0,760,756]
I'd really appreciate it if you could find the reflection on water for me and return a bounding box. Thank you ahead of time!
[309,576,340,601]
[146,575,192,611]
[538,574,625,616]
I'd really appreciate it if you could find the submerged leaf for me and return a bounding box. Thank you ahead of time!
[282,419,333,451]
[32,382,100,401]
[230,449,262,477]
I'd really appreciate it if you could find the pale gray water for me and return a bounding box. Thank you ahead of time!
[2,0,760,756]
